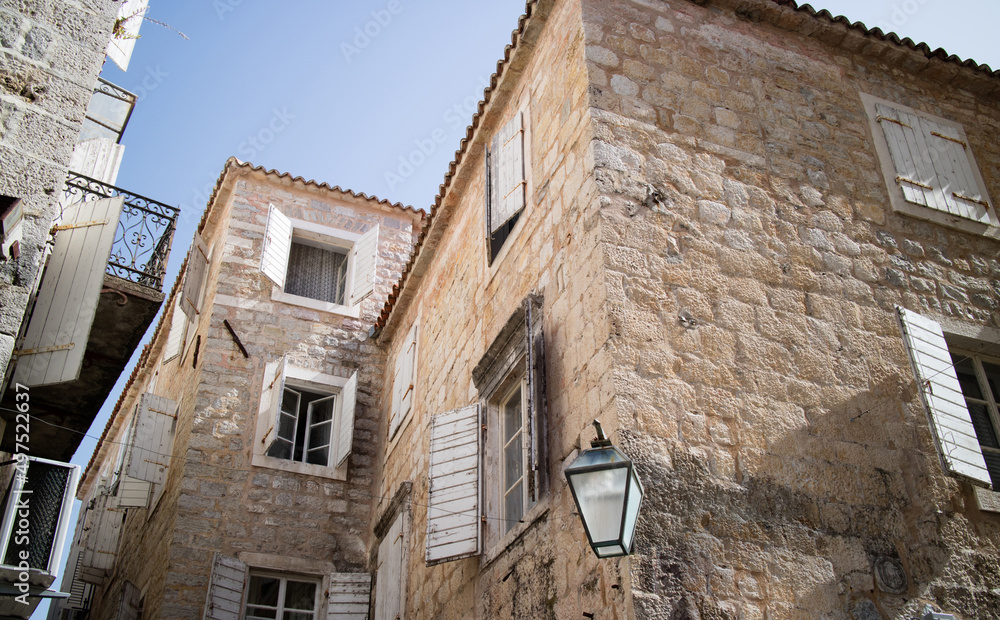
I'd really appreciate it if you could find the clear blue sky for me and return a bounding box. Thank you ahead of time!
[38,0,1000,614]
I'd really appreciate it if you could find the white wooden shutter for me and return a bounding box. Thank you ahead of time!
[181,235,210,319]
[333,370,358,468]
[425,404,481,565]
[260,203,292,289]
[116,580,142,620]
[81,493,124,571]
[920,117,996,225]
[896,306,992,487]
[875,103,940,210]
[327,572,372,620]
[259,356,288,452]
[116,477,151,508]
[163,295,186,362]
[14,196,124,386]
[203,552,247,620]
[390,322,418,439]
[374,513,404,620]
[490,112,525,233]
[524,295,544,503]
[348,224,380,306]
[126,393,177,486]
[69,137,125,185]
[106,0,148,71]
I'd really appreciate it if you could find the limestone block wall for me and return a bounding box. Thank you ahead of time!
[580,0,1000,617]
[0,0,116,381]
[375,0,630,617]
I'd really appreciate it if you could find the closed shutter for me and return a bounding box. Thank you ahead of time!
[327,572,372,620]
[333,371,358,468]
[116,580,142,620]
[489,112,525,233]
[203,552,247,620]
[425,404,481,565]
[896,306,992,487]
[921,116,994,224]
[116,477,151,508]
[69,138,125,185]
[106,0,148,71]
[523,295,545,502]
[259,356,288,453]
[348,224,380,306]
[390,322,417,439]
[260,203,292,289]
[126,393,177,486]
[875,103,941,209]
[163,295,186,362]
[81,493,124,571]
[181,235,210,319]
[374,513,404,620]
[14,196,125,386]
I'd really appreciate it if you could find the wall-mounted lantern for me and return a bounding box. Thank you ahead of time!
[564,421,644,558]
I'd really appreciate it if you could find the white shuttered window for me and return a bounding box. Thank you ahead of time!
[390,321,418,440]
[425,404,481,565]
[126,393,178,487]
[374,512,406,620]
[203,553,247,620]
[328,573,373,620]
[896,307,993,487]
[181,234,210,320]
[486,111,528,264]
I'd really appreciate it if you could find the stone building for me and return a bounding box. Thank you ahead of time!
[59,0,1000,618]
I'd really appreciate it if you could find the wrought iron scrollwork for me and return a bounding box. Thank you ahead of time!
[62,172,179,290]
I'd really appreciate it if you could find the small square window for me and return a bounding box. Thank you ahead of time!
[245,572,318,620]
[284,240,349,305]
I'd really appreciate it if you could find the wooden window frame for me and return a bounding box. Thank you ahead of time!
[243,570,320,620]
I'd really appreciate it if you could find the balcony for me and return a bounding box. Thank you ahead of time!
[0,174,178,461]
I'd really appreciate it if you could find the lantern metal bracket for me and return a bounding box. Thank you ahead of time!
[590,419,613,448]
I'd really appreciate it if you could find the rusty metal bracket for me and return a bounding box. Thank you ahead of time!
[223,319,249,358]
[52,219,109,232]
[13,343,73,356]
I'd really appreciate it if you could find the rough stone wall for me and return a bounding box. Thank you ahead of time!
[375,0,631,617]
[581,0,1000,618]
[0,0,116,382]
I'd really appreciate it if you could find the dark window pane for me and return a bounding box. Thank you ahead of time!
[504,480,523,533]
[246,608,278,619]
[983,450,1000,490]
[952,355,984,400]
[247,576,280,606]
[283,580,316,611]
[267,438,293,460]
[307,421,331,451]
[305,446,329,466]
[277,412,297,442]
[503,387,522,443]
[504,434,522,493]
[982,361,1000,403]
[968,402,1000,450]
[285,242,347,304]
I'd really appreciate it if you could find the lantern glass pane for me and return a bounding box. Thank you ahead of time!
[568,467,627,543]
[622,469,642,552]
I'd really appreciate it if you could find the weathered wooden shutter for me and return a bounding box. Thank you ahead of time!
[390,322,418,439]
[374,513,404,620]
[259,356,288,453]
[333,371,359,468]
[489,112,525,233]
[116,477,151,509]
[106,0,148,70]
[920,117,995,224]
[14,196,124,386]
[181,234,210,320]
[69,137,125,185]
[163,295,186,362]
[524,295,545,503]
[260,203,292,289]
[425,404,481,565]
[116,580,142,620]
[126,393,177,487]
[64,549,93,608]
[896,306,992,487]
[875,103,941,210]
[327,572,372,620]
[348,224,380,305]
[81,493,124,571]
[203,552,247,620]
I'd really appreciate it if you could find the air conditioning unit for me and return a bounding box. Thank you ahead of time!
[0,456,80,581]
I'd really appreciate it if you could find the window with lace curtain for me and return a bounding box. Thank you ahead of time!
[284,240,349,305]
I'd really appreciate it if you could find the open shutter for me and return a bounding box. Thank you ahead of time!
[523,295,545,503]
[333,371,358,468]
[181,234,210,319]
[259,356,288,453]
[126,393,177,486]
[14,196,124,386]
[327,573,372,620]
[203,552,247,620]
[490,112,525,232]
[116,477,151,508]
[69,137,125,185]
[81,493,124,571]
[348,224,379,306]
[106,0,148,71]
[425,404,481,565]
[163,295,186,362]
[390,322,417,439]
[260,203,292,289]
[116,580,142,620]
[896,306,992,487]
[374,513,404,620]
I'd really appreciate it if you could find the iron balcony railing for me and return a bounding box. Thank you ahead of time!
[62,172,178,290]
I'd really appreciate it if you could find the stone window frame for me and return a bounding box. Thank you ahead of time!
[251,362,352,482]
[271,219,364,318]
[861,92,999,239]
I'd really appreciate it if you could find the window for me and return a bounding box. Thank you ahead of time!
[389,320,418,441]
[897,307,999,496]
[245,572,319,620]
[485,111,527,264]
[425,295,545,565]
[373,511,406,620]
[253,358,358,479]
[260,204,379,315]
[862,93,998,235]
